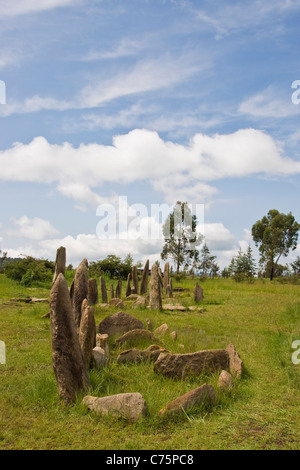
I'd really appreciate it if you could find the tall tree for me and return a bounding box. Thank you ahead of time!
[252,209,300,280]
[229,245,256,281]
[161,201,203,274]
[198,243,219,277]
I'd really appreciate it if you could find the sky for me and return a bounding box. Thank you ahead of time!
[1,0,300,271]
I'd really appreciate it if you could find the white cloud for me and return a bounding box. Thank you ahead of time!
[6,216,60,240]
[82,38,143,61]
[0,129,300,209]
[0,0,79,17]
[239,86,300,119]
[203,223,236,251]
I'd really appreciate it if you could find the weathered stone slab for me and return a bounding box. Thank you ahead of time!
[217,370,234,390]
[50,273,90,404]
[70,258,89,329]
[100,277,108,303]
[92,346,108,368]
[117,344,168,364]
[158,384,217,417]
[98,311,145,336]
[149,264,162,310]
[115,329,159,347]
[154,349,229,379]
[96,333,109,357]
[79,299,96,368]
[83,392,147,421]
[88,278,98,305]
[52,246,66,285]
[140,259,149,295]
[154,323,169,336]
[162,304,186,311]
[193,282,204,302]
[131,266,139,294]
[226,343,243,378]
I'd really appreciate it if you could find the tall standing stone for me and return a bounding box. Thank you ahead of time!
[131,266,139,294]
[52,246,66,285]
[125,273,131,297]
[166,278,173,298]
[193,282,204,302]
[50,273,90,404]
[115,279,122,299]
[100,277,108,303]
[110,284,114,300]
[88,278,98,305]
[163,262,169,292]
[70,258,89,329]
[79,299,97,368]
[149,264,162,310]
[140,259,149,295]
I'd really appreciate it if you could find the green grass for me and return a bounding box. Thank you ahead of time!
[0,274,300,450]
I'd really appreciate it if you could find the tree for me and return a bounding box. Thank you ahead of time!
[228,245,256,282]
[161,201,203,274]
[198,243,219,277]
[291,256,300,276]
[252,209,300,280]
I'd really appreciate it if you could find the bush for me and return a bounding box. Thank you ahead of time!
[4,256,54,286]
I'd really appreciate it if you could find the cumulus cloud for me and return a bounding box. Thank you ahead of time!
[6,216,60,240]
[0,128,299,208]
[0,0,79,17]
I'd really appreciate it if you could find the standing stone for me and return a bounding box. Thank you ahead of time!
[100,277,108,303]
[96,333,109,357]
[149,264,162,310]
[50,273,90,404]
[193,282,204,302]
[226,343,243,378]
[131,266,139,294]
[88,278,98,305]
[79,299,97,368]
[110,284,114,300]
[166,283,173,298]
[217,370,234,390]
[140,259,149,295]
[115,279,122,299]
[125,273,131,297]
[52,246,66,285]
[158,267,163,288]
[164,262,170,292]
[70,258,89,329]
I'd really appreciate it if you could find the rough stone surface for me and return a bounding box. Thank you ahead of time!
[131,266,139,295]
[146,317,153,330]
[109,284,114,300]
[162,304,186,311]
[100,277,108,303]
[170,330,177,341]
[92,346,108,368]
[70,258,89,328]
[52,246,66,285]
[193,282,204,302]
[149,264,162,310]
[79,299,97,368]
[163,262,170,292]
[115,329,159,347]
[88,278,98,305]
[117,344,168,364]
[109,298,125,308]
[115,279,122,299]
[217,370,234,390]
[96,333,109,357]
[154,349,229,379]
[154,323,169,336]
[82,392,147,421]
[125,273,131,298]
[132,296,147,308]
[140,259,149,295]
[226,343,243,378]
[50,273,90,404]
[99,311,145,336]
[158,384,217,417]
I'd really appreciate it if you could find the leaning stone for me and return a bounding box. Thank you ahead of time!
[70,258,89,329]
[88,278,98,305]
[154,349,229,379]
[226,343,243,378]
[92,347,108,368]
[99,311,145,336]
[82,392,147,422]
[217,370,234,390]
[115,329,159,347]
[140,259,149,295]
[154,323,169,336]
[50,273,90,404]
[158,384,217,417]
[79,299,97,368]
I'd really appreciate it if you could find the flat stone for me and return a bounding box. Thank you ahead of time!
[158,384,217,417]
[115,329,159,347]
[109,298,125,308]
[162,304,186,311]
[117,344,168,364]
[154,349,229,379]
[99,311,145,336]
[82,393,147,421]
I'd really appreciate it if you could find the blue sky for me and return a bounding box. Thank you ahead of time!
[1,0,300,270]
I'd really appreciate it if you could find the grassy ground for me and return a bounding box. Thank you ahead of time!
[0,273,300,450]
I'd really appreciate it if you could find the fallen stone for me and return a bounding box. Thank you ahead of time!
[154,349,229,379]
[117,345,168,364]
[115,329,159,347]
[132,296,147,308]
[98,311,145,336]
[29,297,49,303]
[162,304,186,311]
[226,343,243,378]
[109,298,125,308]
[158,384,217,417]
[82,392,147,422]
[217,370,234,390]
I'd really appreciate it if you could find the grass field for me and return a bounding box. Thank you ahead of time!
[0,273,300,450]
